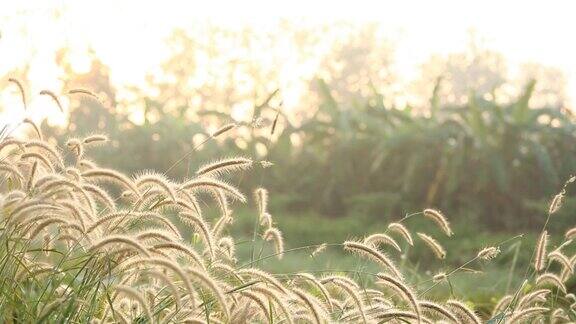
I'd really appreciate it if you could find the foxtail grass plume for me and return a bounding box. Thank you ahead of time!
[8,78,27,110]
[477,246,500,260]
[211,123,236,137]
[388,222,413,246]
[417,233,446,259]
[534,230,549,272]
[39,90,64,112]
[423,208,453,236]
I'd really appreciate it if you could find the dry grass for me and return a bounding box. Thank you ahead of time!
[0,84,574,323]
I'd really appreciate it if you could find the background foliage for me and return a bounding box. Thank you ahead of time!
[44,74,576,232]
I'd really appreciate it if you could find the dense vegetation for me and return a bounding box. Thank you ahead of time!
[46,77,576,231]
[1,86,576,321]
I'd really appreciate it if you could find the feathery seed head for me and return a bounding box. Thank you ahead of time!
[417,232,446,259]
[477,246,500,260]
[423,209,453,237]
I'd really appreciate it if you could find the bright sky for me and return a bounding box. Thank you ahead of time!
[1,0,576,125]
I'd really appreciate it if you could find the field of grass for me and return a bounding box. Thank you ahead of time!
[230,208,538,309]
[1,106,574,323]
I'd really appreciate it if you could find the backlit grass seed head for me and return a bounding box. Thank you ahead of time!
[549,193,564,214]
[250,285,295,324]
[517,289,551,309]
[419,300,459,323]
[376,273,420,323]
[344,241,403,279]
[417,233,446,259]
[0,163,25,183]
[180,177,245,202]
[263,227,284,259]
[186,267,230,320]
[446,300,481,324]
[212,214,233,238]
[507,307,550,323]
[151,242,205,269]
[292,288,326,324]
[87,211,177,236]
[551,308,568,322]
[68,88,101,102]
[151,198,199,215]
[30,218,67,239]
[9,202,60,225]
[22,118,43,140]
[78,159,97,169]
[90,235,151,257]
[565,227,576,240]
[387,223,413,246]
[260,160,274,168]
[536,273,567,293]
[364,233,401,252]
[0,139,25,160]
[254,187,268,216]
[66,138,84,157]
[20,152,54,172]
[39,89,64,113]
[433,272,447,283]
[37,178,93,207]
[211,123,236,137]
[177,189,202,213]
[295,273,333,310]
[217,236,235,257]
[24,140,64,168]
[83,134,108,145]
[423,209,453,237]
[237,268,288,294]
[477,246,500,260]
[82,168,139,196]
[565,293,576,303]
[260,212,273,228]
[136,172,177,202]
[8,78,27,110]
[126,258,197,307]
[26,161,38,191]
[114,285,153,322]
[211,189,230,217]
[239,290,270,320]
[136,229,178,243]
[326,278,366,323]
[534,230,549,272]
[82,183,116,210]
[271,108,281,136]
[548,251,574,275]
[65,167,82,181]
[196,157,252,177]
[311,243,327,258]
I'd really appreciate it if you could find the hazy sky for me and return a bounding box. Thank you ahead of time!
[1,0,575,123]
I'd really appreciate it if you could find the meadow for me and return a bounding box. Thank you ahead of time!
[0,78,575,323]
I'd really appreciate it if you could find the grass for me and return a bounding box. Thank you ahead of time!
[230,208,537,304]
[0,83,574,322]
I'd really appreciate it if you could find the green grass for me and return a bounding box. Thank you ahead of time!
[223,206,548,308]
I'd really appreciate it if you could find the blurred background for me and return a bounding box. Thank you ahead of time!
[2,0,575,303]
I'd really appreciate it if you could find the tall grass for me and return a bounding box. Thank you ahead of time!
[0,83,574,322]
